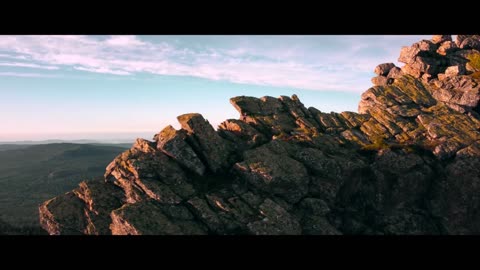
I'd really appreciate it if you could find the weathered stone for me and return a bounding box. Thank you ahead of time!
[230,96,283,116]
[456,35,469,47]
[218,119,268,148]
[309,110,347,132]
[402,63,423,78]
[368,106,403,135]
[381,210,440,235]
[187,197,225,233]
[434,76,467,90]
[279,95,308,119]
[398,46,421,64]
[340,111,370,128]
[445,65,466,77]
[387,67,403,79]
[358,85,414,114]
[432,35,452,44]
[393,75,437,107]
[422,73,432,82]
[110,200,206,235]
[387,104,421,117]
[155,125,206,176]
[373,149,431,189]
[360,118,390,140]
[246,199,301,235]
[374,63,395,76]
[291,146,366,181]
[430,155,480,233]
[398,40,437,66]
[72,180,125,235]
[418,40,437,52]
[300,198,330,216]
[39,192,87,235]
[456,141,480,158]
[437,41,458,56]
[341,129,371,145]
[105,138,195,203]
[371,76,390,86]
[233,142,309,204]
[229,96,301,136]
[177,113,234,173]
[447,50,471,67]
[460,36,480,51]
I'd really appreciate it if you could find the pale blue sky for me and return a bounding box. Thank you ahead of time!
[0,35,432,141]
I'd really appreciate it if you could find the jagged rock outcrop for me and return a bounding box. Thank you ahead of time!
[154,125,206,176]
[40,35,480,235]
[177,113,235,173]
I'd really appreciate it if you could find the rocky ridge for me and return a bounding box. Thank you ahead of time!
[40,35,480,235]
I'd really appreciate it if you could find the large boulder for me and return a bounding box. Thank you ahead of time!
[371,76,391,86]
[445,65,466,77]
[155,125,206,176]
[459,35,480,50]
[233,141,310,204]
[177,113,234,173]
[374,63,396,76]
[217,119,268,149]
[39,192,87,235]
[437,41,458,56]
[432,35,452,44]
[110,200,206,235]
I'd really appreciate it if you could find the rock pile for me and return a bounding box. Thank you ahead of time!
[371,35,480,115]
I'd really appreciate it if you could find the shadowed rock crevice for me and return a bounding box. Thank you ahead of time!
[39,35,480,235]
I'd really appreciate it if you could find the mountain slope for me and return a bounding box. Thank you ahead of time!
[0,143,129,230]
[39,35,480,235]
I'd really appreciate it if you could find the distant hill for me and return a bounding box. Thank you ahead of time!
[90,143,133,149]
[0,142,132,151]
[0,139,135,145]
[0,145,31,151]
[0,143,128,232]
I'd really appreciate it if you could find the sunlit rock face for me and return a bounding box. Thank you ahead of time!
[40,35,480,235]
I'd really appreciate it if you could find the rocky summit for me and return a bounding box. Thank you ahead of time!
[39,35,480,235]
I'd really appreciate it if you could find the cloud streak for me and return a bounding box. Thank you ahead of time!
[0,35,431,92]
[0,62,59,70]
[0,72,59,78]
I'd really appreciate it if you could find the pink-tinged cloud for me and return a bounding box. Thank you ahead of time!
[74,66,131,75]
[0,62,59,70]
[104,36,146,47]
[0,35,432,92]
[0,72,59,78]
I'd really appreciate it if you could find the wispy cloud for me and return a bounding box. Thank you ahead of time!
[0,72,59,78]
[0,62,59,70]
[74,66,131,75]
[0,35,431,92]
[104,35,147,47]
[0,53,29,60]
